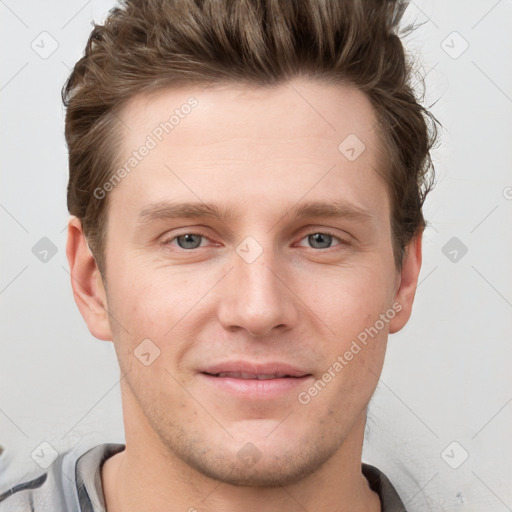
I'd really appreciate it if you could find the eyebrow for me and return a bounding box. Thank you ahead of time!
[136,199,373,226]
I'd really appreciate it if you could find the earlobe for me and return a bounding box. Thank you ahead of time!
[66,216,113,341]
[388,231,423,334]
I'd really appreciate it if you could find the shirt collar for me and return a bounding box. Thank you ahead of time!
[75,444,407,512]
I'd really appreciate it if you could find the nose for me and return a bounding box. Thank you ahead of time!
[217,246,299,338]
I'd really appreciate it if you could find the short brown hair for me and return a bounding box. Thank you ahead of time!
[63,0,438,277]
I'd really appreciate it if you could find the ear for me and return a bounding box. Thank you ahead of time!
[66,216,112,341]
[388,231,423,334]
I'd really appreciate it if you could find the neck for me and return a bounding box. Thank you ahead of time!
[102,387,380,512]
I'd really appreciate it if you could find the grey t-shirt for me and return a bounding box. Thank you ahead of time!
[0,443,407,511]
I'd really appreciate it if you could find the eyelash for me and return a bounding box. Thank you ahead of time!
[161,230,348,251]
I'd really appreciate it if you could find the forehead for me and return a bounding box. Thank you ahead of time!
[120,79,381,149]
[109,78,389,220]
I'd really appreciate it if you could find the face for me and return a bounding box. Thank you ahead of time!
[70,77,421,487]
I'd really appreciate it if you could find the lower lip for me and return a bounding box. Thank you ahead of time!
[198,373,312,399]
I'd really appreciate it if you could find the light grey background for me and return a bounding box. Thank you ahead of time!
[1,1,511,510]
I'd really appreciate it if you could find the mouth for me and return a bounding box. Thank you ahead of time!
[200,361,310,377]
[198,362,312,398]
[203,371,302,380]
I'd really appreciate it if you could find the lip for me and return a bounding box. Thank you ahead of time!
[200,361,310,378]
[198,361,313,399]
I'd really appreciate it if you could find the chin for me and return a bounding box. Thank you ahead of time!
[188,451,329,488]
[160,427,338,488]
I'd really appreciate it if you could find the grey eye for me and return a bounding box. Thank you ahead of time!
[308,233,333,249]
[176,234,203,249]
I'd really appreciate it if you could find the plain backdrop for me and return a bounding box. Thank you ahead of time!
[0,1,511,510]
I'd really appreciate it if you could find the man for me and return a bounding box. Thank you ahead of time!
[0,0,437,510]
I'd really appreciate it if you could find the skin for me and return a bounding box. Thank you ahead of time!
[67,77,422,512]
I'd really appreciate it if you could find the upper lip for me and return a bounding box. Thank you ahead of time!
[200,361,310,378]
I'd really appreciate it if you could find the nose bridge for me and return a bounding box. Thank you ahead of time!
[217,239,298,337]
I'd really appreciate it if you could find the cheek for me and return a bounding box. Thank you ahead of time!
[294,261,395,335]
[293,261,393,401]
[107,266,189,332]
[105,266,212,377]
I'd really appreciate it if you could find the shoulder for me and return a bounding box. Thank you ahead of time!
[362,463,408,512]
[0,442,125,512]
[0,471,50,512]
[0,450,69,512]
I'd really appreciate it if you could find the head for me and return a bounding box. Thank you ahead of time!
[65,0,437,487]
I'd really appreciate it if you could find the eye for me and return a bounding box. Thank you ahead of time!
[161,230,347,252]
[298,231,344,249]
[165,233,209,250]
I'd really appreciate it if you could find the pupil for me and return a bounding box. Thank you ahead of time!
[309,233,332,249]
[176,234,332,250]
[178,234,201,249]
